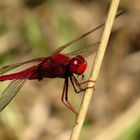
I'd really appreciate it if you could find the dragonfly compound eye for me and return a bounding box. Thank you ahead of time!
[69,55,87,75]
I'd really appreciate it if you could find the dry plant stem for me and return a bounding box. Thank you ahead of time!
[70,0,121,140]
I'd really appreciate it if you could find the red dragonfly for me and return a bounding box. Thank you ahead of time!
[0,11,125,115]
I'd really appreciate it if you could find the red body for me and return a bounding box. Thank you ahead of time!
[0,52,88,114]
[0,52,87,81]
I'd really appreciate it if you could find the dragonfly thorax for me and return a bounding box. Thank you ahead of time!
[69,55,87,75]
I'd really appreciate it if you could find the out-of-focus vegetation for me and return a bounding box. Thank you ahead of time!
[0,0,140,140]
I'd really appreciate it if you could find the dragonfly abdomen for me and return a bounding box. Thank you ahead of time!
[0,66,37,81]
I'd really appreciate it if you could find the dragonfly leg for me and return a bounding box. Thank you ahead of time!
[70,75,95,93]
[61,78,78,116]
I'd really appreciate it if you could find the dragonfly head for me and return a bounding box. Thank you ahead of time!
[69,55,87,75]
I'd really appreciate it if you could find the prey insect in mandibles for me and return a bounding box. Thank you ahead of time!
[0,11,125,115]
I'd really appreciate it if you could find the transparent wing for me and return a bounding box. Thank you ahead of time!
[0,67,36,112]
[55,10,125,53]
[0,57,46,75]
[55,25,103,53]
[66,42,99,57]
[0,79,26,111]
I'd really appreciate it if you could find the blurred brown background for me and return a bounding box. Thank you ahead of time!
[0,0,140,140]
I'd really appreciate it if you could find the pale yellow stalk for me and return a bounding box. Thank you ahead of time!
[70,0,121,140]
